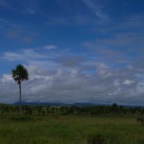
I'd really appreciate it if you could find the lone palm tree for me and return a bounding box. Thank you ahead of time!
[12,64,29,114]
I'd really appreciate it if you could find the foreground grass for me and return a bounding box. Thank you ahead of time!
[0,114,144,144]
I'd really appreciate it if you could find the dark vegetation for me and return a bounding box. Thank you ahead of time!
[0,103,144,144]
[0,103,144,118]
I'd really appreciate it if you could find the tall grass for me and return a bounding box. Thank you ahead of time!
[0,114,144,144]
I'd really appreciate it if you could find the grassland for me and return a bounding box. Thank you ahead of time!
[0,113,144,144]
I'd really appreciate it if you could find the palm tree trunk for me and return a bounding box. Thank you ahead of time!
[19,83,22,115]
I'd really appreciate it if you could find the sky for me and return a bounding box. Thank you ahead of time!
[0,0,144,105]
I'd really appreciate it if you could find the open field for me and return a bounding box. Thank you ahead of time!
[0,114,144,144]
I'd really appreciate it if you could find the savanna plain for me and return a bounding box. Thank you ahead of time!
[0,104,144,144]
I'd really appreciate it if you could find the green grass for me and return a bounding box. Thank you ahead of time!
[0,114,144,144]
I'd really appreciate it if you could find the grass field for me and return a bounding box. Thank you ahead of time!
[0,114,144,144]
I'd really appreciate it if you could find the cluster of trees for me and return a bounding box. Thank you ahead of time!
[0,103,144,116]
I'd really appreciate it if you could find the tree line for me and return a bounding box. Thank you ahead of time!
[0,103,144,116]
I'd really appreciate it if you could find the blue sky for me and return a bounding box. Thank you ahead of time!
[0,0,144,105]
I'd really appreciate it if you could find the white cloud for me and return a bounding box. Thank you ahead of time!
[27,65,53,81]
[0,63,143,105]
[123,79,135,86]
[3,52,22,61]
[22,49,47,59]
[44,45,57,50]
[96,63,112,78]
[109,88,121,96]
[113,79,120,86]
[0,74,13,83]
[1,47,144,105]
[136,81,144,94]
[2,49,47,61]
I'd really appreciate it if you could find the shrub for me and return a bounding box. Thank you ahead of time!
[86,133,106,144]
[137,117,144,126]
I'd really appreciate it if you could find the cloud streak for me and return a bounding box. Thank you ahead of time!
[82,0,107,20]
[2,49,47,61]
